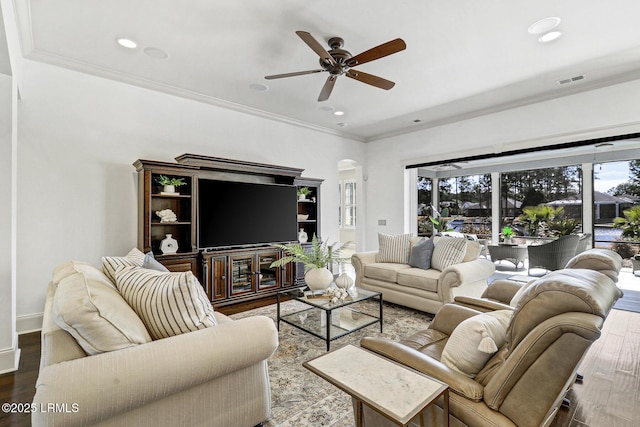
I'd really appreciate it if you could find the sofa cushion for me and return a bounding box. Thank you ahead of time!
[462,240,482,262]
[441,310,512,378]
[376,233,412,264]
[397,268,440,292]
[115,266,217,340]
[408,237,435,269]
[53,272,152,355]
[431,237,467,271]
[51,260,115,289]
[102,248,146,283]
[365,263,411,282]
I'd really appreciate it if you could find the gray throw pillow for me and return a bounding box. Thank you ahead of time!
[408,237,435,269]
[143,252,170,272]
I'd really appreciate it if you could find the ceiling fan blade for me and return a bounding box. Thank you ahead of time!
[346,70,395,90]
[318,75,338,102]
[296,31,337,66]
[347,38,406,67]
[265,69,324,80]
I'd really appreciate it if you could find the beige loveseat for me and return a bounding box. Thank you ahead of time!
[351,236,495,314]
[32,258,278,427]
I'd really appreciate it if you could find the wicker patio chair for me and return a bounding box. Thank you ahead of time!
[575,232,592,255]
[527,234,580,274]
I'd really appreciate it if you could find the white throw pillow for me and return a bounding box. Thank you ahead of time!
[102,248,146,283]
[115,266,217,340]
[441,310,512,378]
[53,272,152,355]
[376,233,412,264]
[431,237,468,271]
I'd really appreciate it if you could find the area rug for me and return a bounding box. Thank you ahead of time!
[230,300,433,426]
[613,289,640,313]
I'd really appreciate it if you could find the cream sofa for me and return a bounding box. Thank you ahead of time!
[32,260,278,427]
[351,236,495,314]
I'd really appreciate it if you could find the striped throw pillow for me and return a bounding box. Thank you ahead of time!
[431,237,468,271]
[376,233,412,264]
[114,266,217,340]
[102,248,146,283]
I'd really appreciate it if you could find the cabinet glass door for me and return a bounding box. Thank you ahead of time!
[230,255,255,296]
[258,251,280,290]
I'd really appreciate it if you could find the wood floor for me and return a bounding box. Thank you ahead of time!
[1,305,638,427]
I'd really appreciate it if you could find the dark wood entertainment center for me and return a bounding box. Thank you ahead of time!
[133,154,322,307]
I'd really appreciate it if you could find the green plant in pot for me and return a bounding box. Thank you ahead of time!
[155,175,187,194]
[270,234,350,291]
[297,186,312,200]
[501,226,514,242]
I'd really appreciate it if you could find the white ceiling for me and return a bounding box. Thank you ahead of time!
[6,0,640,141]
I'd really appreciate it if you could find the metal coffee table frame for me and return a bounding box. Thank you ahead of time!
[277,287,383,351]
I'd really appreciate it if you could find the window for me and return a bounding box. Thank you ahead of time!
[501,166,582,241]
[594,160,640,253]
[417,176,432,235]
[340,180,356,228]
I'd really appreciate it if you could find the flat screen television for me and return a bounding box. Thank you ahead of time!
[198,179,298,249]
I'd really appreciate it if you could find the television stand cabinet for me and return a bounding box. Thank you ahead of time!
[134,154,322,307]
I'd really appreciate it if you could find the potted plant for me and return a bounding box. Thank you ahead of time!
[270,234,349,291]
[155,175,187,194]
[501,226,514,243]
[297,187,312,200]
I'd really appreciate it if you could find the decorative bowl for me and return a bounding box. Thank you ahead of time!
[297,214,309,220]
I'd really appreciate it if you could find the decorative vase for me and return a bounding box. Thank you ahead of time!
[304,267,334,291]
[335,272,354,290]
[298,228,308,243]
[160,234,178,254]
[163,184,176,194]
[298,194,306,201]
[504,237,512,244]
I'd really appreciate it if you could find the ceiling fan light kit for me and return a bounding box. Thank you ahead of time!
[265,31,406,101]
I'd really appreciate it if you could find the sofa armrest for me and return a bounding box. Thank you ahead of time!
[439,258,495,291]
[32,316,278,427]
[351,252,378,286]
[361,337,484,401]
[454,296,514,312]
[429,303,483,335]
[481,279,527,303]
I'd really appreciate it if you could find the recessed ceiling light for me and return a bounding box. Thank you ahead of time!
[249,83,269,92]
[116,38,137,49]
[528,17,561,35]
[538,31,563,43]
[144,47,169,59]
[337,122,347,127]
[334,111,345,116]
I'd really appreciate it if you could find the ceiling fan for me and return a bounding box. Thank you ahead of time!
[265,31,406,102]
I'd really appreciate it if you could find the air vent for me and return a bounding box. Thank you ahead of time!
[557,74,586,85]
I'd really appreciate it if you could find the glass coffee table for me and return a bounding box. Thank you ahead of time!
[277,287,383,351]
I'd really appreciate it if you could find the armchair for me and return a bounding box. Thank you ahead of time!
[359,268,622,427]
[527,234,580,274]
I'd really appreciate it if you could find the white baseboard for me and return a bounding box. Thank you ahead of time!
[0,335,21,374]
[17,312,43,335]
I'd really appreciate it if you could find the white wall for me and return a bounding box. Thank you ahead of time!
[14,60,366,323]
[363,79,640,249]
[0,73,18,372]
